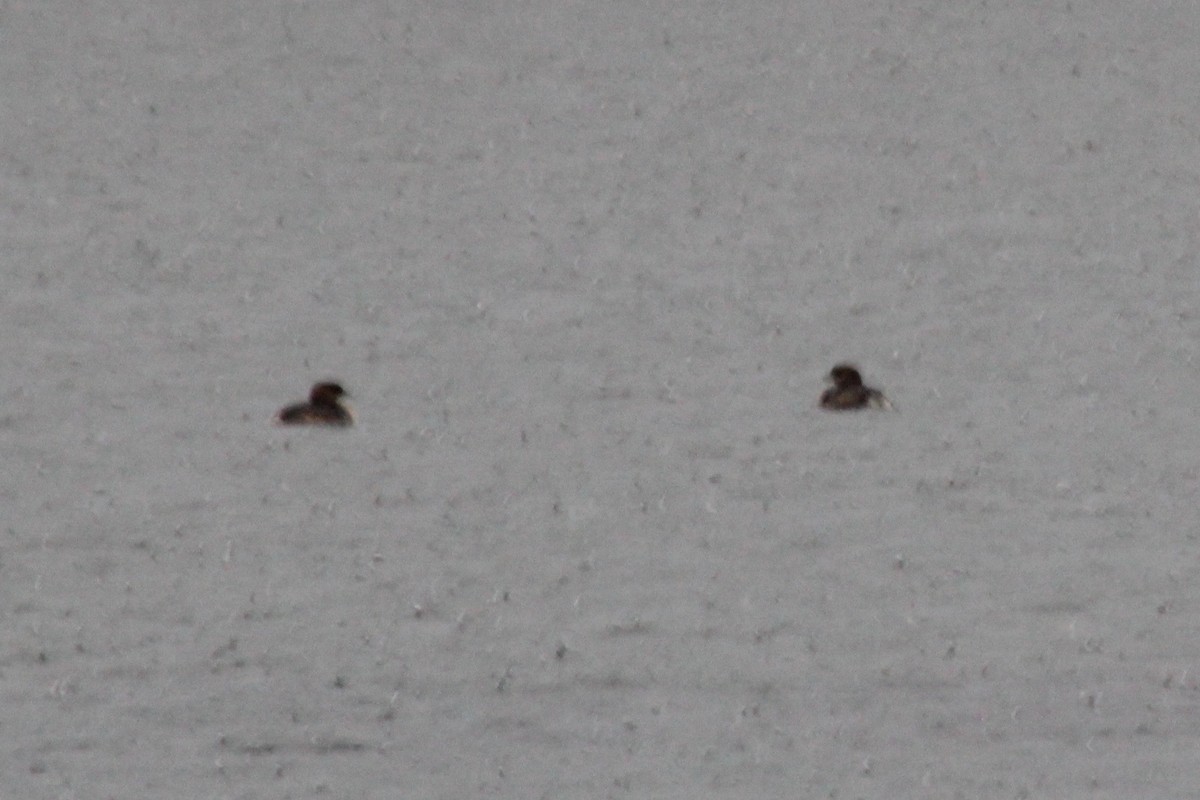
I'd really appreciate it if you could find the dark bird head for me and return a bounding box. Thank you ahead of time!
[827,364,864,389]
[310,382,349,405]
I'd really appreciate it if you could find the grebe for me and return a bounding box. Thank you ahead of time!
[819,365,891,411]
[275,382,354,426]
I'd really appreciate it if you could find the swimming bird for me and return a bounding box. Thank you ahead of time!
[275,382,354,426]
[819,364,891,410]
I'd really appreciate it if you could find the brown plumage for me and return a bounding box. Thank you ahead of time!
[275,382,354,426]
[819,364,891,411]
